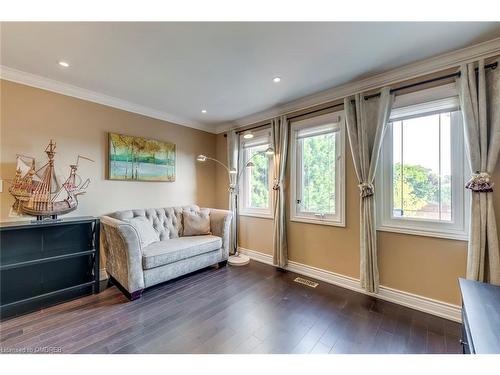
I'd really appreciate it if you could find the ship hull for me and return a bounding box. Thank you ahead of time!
[20,199,78,217]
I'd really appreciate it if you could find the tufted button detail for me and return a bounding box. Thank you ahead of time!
[113,206,198,239]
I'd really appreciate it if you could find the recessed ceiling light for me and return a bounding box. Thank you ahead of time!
[201,109,207,114]
[58,61,70,68]
[273,77,281,83]
[243,132,254,139]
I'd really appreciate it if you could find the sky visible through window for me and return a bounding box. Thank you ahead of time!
[392,112,452,221]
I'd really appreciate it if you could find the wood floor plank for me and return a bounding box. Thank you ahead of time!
[0,261,462,354]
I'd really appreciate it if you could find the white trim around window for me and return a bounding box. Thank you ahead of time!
[376,92,469,241]
[239,128,274,219]
[290,111,346,227]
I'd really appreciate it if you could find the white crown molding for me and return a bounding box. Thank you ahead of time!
[217,37,500,134]
[238,247,462,322]
[0,65,217,134]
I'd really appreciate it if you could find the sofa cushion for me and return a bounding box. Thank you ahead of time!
[111,205,200,240]
[127,216,160,248]
[183,208,211,236]
[142,235,222,269]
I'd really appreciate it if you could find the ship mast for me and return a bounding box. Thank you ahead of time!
[29,140,56,211]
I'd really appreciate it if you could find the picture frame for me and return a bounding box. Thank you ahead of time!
[107,132,176,182]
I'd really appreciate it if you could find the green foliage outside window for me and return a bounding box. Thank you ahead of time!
[247,134,453,220]
[249,151,269,208]
[393,163,451,219]
[301,133,336,214]
[247,133,338,214]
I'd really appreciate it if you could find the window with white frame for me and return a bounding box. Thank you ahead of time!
[290,111,345,226]
[239,129,273,218]
[376,88,469,240]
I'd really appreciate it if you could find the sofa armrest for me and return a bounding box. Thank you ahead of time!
[208,208,233,259]
[100,215,145,293]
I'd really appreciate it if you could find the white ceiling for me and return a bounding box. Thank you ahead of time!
[2,22,500,132]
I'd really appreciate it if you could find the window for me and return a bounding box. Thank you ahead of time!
[239,129,273,218]
[377,93,469,240]
[291,111,345,226]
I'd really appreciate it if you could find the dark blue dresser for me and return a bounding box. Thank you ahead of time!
[0,217,100,320]
[459,278,500,354]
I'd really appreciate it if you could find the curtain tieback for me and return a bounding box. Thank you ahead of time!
[228,184,237,193]
[465,172,494,192]
[272,178,281,191]
[358,182,375,198]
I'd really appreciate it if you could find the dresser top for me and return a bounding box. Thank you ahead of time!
[459,278,500,354]
[0,216,98,230]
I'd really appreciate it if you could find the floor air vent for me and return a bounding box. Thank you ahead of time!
[294,277,319,288]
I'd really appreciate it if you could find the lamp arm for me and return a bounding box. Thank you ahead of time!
[236,150,268,183]
[203,156,233,183]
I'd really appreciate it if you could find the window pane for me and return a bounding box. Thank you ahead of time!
[392,121,402,217]
[248,146,269,209]
[301,132,336,214]
[440,113,452,221]
[392,113,452,221]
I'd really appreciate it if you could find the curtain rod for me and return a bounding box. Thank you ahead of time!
[364,61,498,100]
[231,61,498,136]
[233,102,344,135]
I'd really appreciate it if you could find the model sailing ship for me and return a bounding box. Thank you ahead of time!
[8,140,93,221]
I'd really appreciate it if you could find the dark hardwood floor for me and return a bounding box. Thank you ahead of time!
[0,261,462,354]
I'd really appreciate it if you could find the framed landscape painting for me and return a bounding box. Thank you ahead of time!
[108,133,176,182]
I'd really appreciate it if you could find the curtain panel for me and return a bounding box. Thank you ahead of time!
[458,59,500,284]
[227,129,239,254]
[272,116,289,268]
[344,87,394,293]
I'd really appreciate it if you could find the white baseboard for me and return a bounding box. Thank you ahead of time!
[238,247,462,322]
[99,268,109,281]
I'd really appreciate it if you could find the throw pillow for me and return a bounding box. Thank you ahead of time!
[127,216,160,248]
[183,208,211,236]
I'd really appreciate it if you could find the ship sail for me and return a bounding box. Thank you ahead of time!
[16,155,42,181]
[51,168,63,193]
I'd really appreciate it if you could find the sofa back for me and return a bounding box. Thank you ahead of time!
[109,205,200,240]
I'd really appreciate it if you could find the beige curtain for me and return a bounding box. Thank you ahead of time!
[457,59,500,284]
[344,87,393,293]
[272,116,289,268]
[227,129,239,254]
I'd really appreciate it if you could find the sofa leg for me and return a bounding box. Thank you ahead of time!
[218,260,228,268]
[128,289,144,301]
[109,275,143,301]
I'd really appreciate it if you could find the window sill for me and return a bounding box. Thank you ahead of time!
[290,216,345,228]
[376,225,468,241]
[239,212,274,220]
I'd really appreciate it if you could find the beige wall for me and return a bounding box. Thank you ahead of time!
[215,131,470,305]
[0,79,487,306]
[0,80,217,221]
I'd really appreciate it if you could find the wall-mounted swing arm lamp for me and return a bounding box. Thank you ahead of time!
[195,146,274,266]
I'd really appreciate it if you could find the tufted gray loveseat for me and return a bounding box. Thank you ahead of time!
[100,205,232,300]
